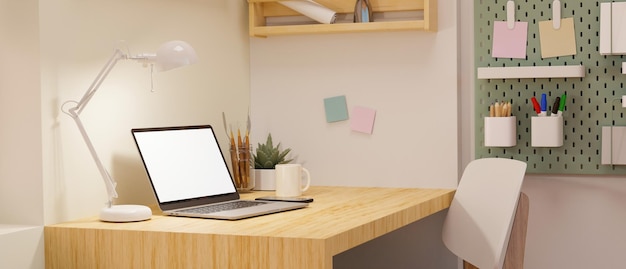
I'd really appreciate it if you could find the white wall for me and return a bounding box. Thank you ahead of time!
[522,175,626,269]
[457,2,626,269]
[249,1,460,268]
[249,11,459,190]
[39,0,251,224]
[0,0,43,227]
[0,1,45,268]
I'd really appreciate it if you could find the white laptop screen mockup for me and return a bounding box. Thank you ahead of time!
[132,125,236,203]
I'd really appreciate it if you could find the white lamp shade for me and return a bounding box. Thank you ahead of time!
[155,40,198,72]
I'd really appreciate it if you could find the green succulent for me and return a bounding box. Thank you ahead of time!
[253,133,293,169]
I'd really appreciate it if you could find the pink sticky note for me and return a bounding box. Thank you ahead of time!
[350,106,376,134]
[492,21,528,59]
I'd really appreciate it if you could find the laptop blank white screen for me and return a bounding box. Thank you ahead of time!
[133,127,236,203]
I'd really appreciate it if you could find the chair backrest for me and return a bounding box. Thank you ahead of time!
[442,158,527,269]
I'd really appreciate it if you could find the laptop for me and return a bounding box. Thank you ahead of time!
[131,124,308,220]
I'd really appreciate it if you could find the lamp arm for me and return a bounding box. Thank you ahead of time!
[67,109,118,206]
[75,49,127,114]
[63,48,129,207]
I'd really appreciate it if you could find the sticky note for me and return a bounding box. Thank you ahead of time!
[492,21,528,59]
[538,17,577,58]
[324,95,349,123]
[350,106,376,134]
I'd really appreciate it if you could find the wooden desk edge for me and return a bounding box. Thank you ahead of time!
[326,189,454,256]
[45,186,455,269]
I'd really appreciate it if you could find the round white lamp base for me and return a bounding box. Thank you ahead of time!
[100,204,152,222]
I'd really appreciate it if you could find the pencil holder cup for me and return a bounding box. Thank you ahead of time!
[484,116,517,147]
[231,146,255,192]
[531,116,563,147]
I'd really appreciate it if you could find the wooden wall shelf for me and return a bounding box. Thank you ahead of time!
[248,0,437,37]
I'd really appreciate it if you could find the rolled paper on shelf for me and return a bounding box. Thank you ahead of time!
[278,0,337,24]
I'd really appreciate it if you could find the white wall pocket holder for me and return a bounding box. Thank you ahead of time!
[601,126,626,165]
[484,116,517,147]
[600,1,626,59]
[602,0,626,74]
[531,116,563,147]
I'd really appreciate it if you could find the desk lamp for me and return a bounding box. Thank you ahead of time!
[61,40,198,222]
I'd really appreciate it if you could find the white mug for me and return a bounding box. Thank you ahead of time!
[275,164,311,197]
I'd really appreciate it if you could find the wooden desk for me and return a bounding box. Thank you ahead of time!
[45,186,454,269]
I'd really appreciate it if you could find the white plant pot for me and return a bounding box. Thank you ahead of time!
[254,169,276,191]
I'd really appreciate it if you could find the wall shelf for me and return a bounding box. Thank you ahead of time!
[248,0,437,37]
[476,65,586,79]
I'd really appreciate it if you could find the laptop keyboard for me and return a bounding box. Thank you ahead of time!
[178,200,266,214]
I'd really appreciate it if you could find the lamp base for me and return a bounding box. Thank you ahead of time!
[100,204,152,222]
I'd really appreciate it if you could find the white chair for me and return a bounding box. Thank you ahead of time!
[442,158,529,269]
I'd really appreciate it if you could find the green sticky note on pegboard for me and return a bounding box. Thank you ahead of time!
[324,95,349,123]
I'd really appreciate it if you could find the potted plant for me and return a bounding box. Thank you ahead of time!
[253,133,294,190]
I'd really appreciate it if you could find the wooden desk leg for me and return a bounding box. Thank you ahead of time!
[463,192,529,269]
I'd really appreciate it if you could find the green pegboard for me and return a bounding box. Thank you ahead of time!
[475,0,626,174]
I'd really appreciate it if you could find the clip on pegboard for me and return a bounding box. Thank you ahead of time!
[552,0,561,30]
[507,0,515,29]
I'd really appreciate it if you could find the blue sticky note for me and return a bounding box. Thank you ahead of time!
[324,95,349,123]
